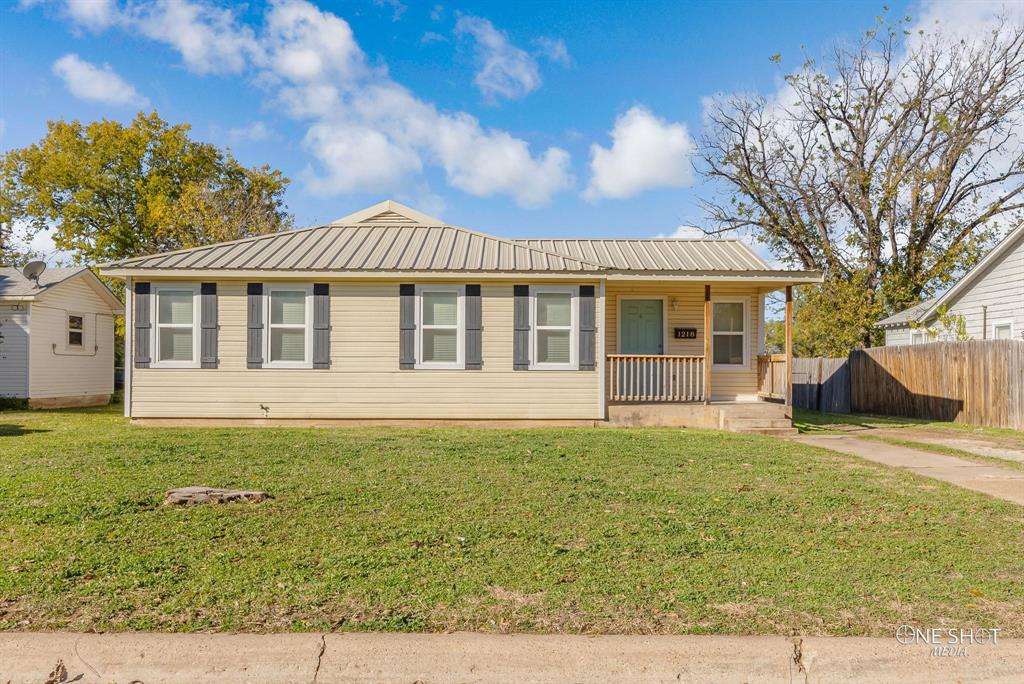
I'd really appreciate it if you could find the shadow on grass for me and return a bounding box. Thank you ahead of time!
[0,423,51,437]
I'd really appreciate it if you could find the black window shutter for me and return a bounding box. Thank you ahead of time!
[513,285,530,370]
[312,283,330,369]
[200,283,218,368]
[465,284,482,369]
[399,284,415,369]
[133,281,151,369]
[578,285,596,370]
[247,283,263,368]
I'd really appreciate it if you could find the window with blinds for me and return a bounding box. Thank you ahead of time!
[154,285,199,367]
[530,286,578,370]
[415,285,464,369]
[265,286,312,368]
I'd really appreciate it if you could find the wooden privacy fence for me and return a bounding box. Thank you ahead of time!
[791,357,851,413]
[849,341,1024,429]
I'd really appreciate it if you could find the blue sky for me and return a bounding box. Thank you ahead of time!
[1,0,993,259]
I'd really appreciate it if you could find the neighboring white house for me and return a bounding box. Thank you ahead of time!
[0,265,124,407]
[877,223,1024,345]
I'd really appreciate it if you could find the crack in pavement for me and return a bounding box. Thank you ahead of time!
[792,638,807,684]
[312,634,326,684]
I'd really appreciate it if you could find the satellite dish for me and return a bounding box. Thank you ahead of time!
[22,260,46,286]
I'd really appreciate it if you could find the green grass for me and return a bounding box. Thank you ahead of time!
[794,408,1024,444]
[1,406,1022,636]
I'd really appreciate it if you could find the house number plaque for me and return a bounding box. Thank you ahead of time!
[674,327,697,339]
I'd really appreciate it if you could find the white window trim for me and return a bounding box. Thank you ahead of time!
[910,331,925,345]
[529,285,579,371]
[415,284,465,370]
[992,319,1014,341]
[710,296,750,371]
[67,312,85,348]
[152,283,200,369]
[263,284,314,369]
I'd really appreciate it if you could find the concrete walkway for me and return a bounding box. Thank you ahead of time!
[797,435,1024,505]
[2,632,1023,684]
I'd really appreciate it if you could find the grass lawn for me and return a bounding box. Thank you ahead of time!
[1,406,1022,636]
[793,408,1024,444]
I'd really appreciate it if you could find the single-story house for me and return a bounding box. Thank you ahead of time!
[0,265,124,407]
[877,222,1024,345]
[100,200,821,431]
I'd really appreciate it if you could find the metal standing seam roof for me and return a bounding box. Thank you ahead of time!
[101,224,605,273]
[513,238,772,272]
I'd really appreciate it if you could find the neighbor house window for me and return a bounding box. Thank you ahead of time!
[265,285,312,367]
[993,321,1013,340]
[530,285,577,370]
[910,331,925,345]
[154,285,199,366]
[711,298,748,368]
[415,285,464,369]
[67,314,83,347]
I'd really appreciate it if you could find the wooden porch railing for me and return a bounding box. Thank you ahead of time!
[608,354,705,402]
[757,354,788,401]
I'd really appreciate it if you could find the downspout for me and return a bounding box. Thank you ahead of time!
[598,278,607,422]
[982,305,988,340]
[124,277,133,419]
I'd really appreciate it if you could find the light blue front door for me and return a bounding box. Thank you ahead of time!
[619,299,663,397]
[620,299,663,354]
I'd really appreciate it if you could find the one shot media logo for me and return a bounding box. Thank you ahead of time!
[895,626,1002,657]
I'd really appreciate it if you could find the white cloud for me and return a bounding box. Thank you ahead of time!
[64,0,116,29]
[654,225,707,239]
[129,0,261,75]
[420,31,447,45]
[534,37,570,67]
[34,0,573,207]
[455,15,541,102]
[51,53,149,107]
[227,121,271,143]
[584,106,696,201]
[373,0,406,22]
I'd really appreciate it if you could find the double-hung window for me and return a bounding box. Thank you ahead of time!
[530,285,577,370]
[264,285,312,368]
[67,314,84,347]
[415,285,464,369]
[153,285,199,367]
[910,331,925,345]
[711,298,748,368]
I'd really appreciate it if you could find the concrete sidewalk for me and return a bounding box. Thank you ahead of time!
[2,632,1022,683]
[796,434,1024,505]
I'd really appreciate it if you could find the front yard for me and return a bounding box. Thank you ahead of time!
[1,406,1021,635]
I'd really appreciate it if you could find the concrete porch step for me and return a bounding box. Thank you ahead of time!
[723,417,795,430]
[732,427,800,437]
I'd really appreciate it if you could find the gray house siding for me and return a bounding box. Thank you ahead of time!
[0,304,29,398]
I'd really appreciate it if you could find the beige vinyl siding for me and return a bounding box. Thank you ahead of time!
[131,281,601,419]
[28,276,116,399]
[605,281,765,400]
[939,235,1024,340]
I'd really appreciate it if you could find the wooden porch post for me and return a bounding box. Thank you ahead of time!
[785,285,793,407]
[704,285,712,405]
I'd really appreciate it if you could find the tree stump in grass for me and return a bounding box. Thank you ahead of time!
[164,486,272,506]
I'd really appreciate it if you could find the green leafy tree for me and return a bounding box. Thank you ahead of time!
[911,304,970,341]
[0,112,293,273]
[700,16,1024,351]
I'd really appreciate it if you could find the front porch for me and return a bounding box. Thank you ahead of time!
[600,280,795,433]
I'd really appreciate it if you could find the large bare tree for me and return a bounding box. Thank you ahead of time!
[701,17,1024,347]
